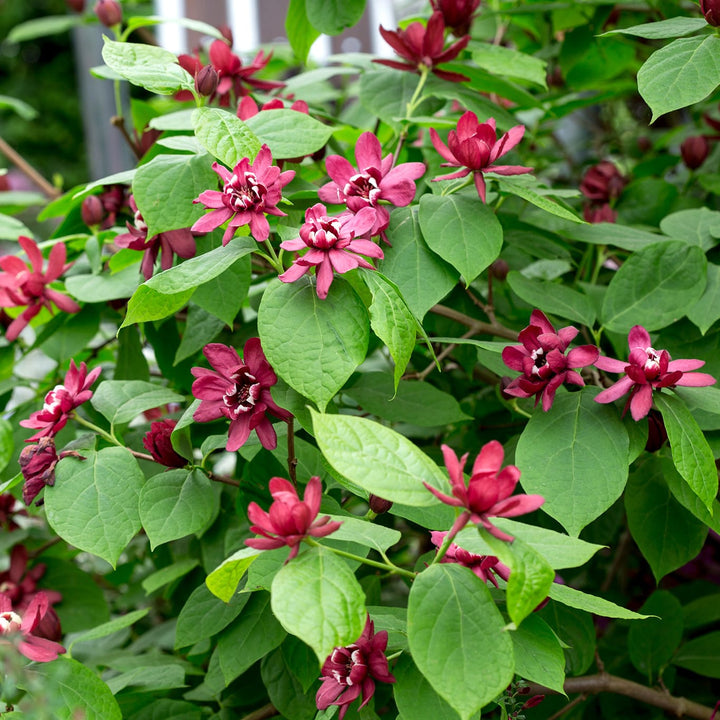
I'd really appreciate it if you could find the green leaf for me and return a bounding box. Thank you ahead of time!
[191,252,251,326]
[192,107,262,167]
[45,448,144,567]
[471,43,547,88]
[312,410,448,506]
[378,207,457,319]
[149,109,195,131]
[140,469,216,549]
[512,615,566,694]
[640,35,720,121]
[660,208,720,251]
[142,558,199,594]
[7,15,83,43]
[0,212,31,240]
[174,305,226,364]
[683,594,720,630]
[127,699,203,720]
[286,0,320,64]
[69,609,149,651]
[324,514,401,553]
[102,38,194,95]
[603,16,708,38]
[601,241,706,333]
[245,109,333,159]
[0,419,13,474]
[132,153,220,236]
[561,222,669,252]
[419,194,503,284]
[497,178,584,223]
[305,0,366,35]
[106,665,185,694]
[91,380,184,426]
[537,602,596,676]
[122,285,194,326]
[362,273,418,388]
[408,564,514,720]
[270,546,366,662]
[123,15,225,39]
[628,591,684,681]
[206,547,262,602]
[516,388,629,536]
[625,458,708,582]
[548,584,649,620]
[175,583,249,649]
[261,644,319,720]
[673,632,720,678]
[65,264,140,303]
[507,272,596,327]
[27,657,121,720]
[115,325,150,381]
[0,95,36,121]
[257,277,369,412]
[656,392,717,511]
[344,373,471,426]
[394,654,463,720]
[688,263,720,335]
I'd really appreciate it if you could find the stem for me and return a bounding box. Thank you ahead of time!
[0,135,60,199]
[589,245,606,286]
[72,413,121,446]
[239,703,278,720]
[431,304,519,341]
[405,67,430,119]
[307,539,416,580]
[259,241,284,274]
[205,471,240,488]
[286,418,297,486]
[429,511,470,565]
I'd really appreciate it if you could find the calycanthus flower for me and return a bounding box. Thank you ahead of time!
[191,338,291,452]
[318,131,426,242]
[429,112,533,201]
[374,10,470,83]
[424,441,544,541]
[0,236,80,341]
[278,204,383,299]
[501,309,599,411]
[430,530,511,587]
[430,0,481,36]
[20,360,101,441]
[191,145,295,245]
[316,615,396,720]
[245,476,342,560]
[594,325,716,421]
[142,419,187,468]
[0,592,65,663]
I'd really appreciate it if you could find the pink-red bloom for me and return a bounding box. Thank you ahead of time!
[430,531,510,586]
[501,310,599,411]
[316,616,395,720]
[0,592,65,663]
[0,236,80,341]
[20,360,101,441]
[594,325,716,421]
[430,0,481,36]
[429,112,533,202]
[579,161,626,203]
[237,96,309,121]
[246,476,342,560]
[279,204,383,299]
[318,131,425,241]
[142,419,187,468]
[424,442,544,541]
[114,196,196,280]
[191,146,295,244]
[19,437,60,505]
[374,11,470,83]
[191,339,291,451]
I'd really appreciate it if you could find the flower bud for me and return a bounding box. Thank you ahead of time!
[94,0,122,27]
[368,494,393,514]
[645,410,668,453]
[681,135,710,170]
[143,419,187,468]
[489,258,509,281]
[81,195,104,227]
[195,65,219,97]
[522,694,545,710]
[66,0,85,12]
[19,437,59,506]
[701,0,720,26]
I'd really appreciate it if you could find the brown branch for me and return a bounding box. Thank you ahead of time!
[128,449,155,463]
[431,304,519,341]
[0,135,61,199]
[110,116,142,160]
[527,673,716,719]
[547,693,587,720]
[206,471,240,487]
[239,703,278,720]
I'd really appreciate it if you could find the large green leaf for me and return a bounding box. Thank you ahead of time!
[69,609,149,652]
[471,43,547,88]
[408,564,514,720]
[257,277,369,411]
[516,388,629,536]
[65,265,140,303]
[638,35,720,121]
[312,410,448,506]
[325,515,401,554]
[285,0,320,64]
[688,263,720,335]
[8,15,84,43]
[270,546,366,662]
[394,654,464,720]
[245,109,333,158]
[419,194,503,284]
[604,16,708,39]
[122,285,194,326]
[91,380,184,426]
[193,107,261,168]
[0,419,13,474]
[511,615,566,694]
[206,547,262,602]
[305,0,366,34]
[601,241,706,333]
[191,250,251,326]
[261,644,319,720]
[45,449,144,567]
[673,632,720,678]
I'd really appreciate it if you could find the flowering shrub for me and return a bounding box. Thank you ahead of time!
[1,2,720,719]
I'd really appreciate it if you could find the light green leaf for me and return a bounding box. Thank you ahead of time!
[688,263,720,335]
[561,222,669,251]
[69,609,149,651]
[193,107,262,168]
[603,16,708,38]
[149,109,195,131]
[65,265,140,303]
[142,558,199,595]
[512,615,566,694]
[497,178,584,223]
[548,584,648,620]
[8,15,83,43]
[660,208,720,251]
[471,43,547,88]
[286,0,320,64]
[394,654,464,720]
[0,419,13,474]
[122,285,194,327]
[305,0,366,35]
[270,546,366,662]
[245,109,333,159]
[91,380,184,426]
[324,515,401,553]
[0,95,37,121]
[206,547,262,603]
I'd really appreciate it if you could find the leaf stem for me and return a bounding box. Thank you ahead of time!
[258,241,284,275]
[72,413,121,447]
[307,539,416,580]
[405,66,430,119]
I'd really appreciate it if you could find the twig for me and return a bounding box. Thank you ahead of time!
[547,694,587,720]
[412,326,482,381]
[239,703,278,720]
[206,471,240,488]
[27,536,63,559]
[0,135,61,199]
[431,304,519,341]
[111,116,142,159]
[286,418,297,486]
[129,449,155,463]
[600,527,632,593]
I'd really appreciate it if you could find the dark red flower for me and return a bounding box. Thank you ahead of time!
[595,325,716,421]
[318,131,425,241]
[701,0,720,26]
[501,310,599,411]
[316,616,395,720]
[429,112,532,202]
[0,495,27,532]
[0,592,65,663]
[424,442,544,541]
[19,437,59,505]
[191,339,291,451]
[245,476,342,560]
[430,0,481,36]
[195,65,219,97]
[583,203,617,224]
[0,236,80,341]
[142,419,187,468]
[191,146,295,244]
[579,161,626,202]
[81,195,104,227]
[114,196,196,280]
[374,11,470,83]
[20,360,101,441]
[430,531,510,586]
[681,135,710,170]
[66,0,85,12]
[98,184,128,229]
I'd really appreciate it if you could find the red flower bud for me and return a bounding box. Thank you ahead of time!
[681,135,710,170]
[701,0,720,26]
[142,419,187,468]
[522,694,545,710]
[645,410,668,452]
[94,0,122,27]
[489,258,509,281]
[195,65,219,97]
[81,195,104,227]
[19,437,59,506]
[66,0,85,12]
[368,494,393,514]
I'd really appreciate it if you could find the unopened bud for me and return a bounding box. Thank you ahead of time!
[66,0,85,12]
[195,65,219,97]
[81,195,104,227]
[701,0,720,26]
[368,494,393,514]
[522,695,545,710]
[94,0,122,27]
[489,258,509,281]
[645,410,668,452]
[681,135,710,170]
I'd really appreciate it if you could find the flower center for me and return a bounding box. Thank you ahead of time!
[306,218,343,249]
[42,386,72,415]
[224,368,261,417]
[644,347,661,378]
[225,172,265,212]
[530,348,547,375]
[134,209,148,233]
[0,611,22,634]
[343,171,382,206]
